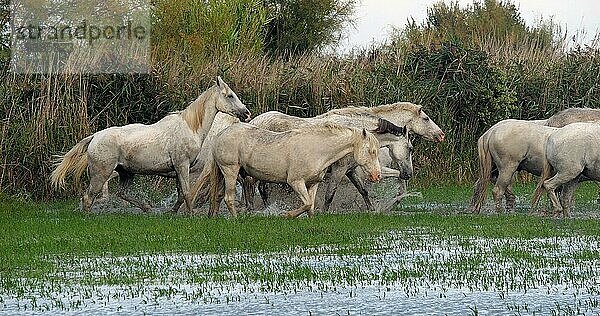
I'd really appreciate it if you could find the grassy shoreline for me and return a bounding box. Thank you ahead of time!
[2,182,599,264]
[2,183,600,313]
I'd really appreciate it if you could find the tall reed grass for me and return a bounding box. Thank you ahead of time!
[2,0,600,201]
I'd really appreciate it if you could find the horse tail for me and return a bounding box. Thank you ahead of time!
[50,135,93,189]
[208,159,224,216]
[190,155,224,216]
[469,134,492,213]
[531,153,552,209]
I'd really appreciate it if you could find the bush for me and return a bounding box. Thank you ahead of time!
[2,0,600,200]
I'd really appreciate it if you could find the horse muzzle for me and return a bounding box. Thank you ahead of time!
[369,171,381,183]
[436,131,445,142]
[236,109,252,122]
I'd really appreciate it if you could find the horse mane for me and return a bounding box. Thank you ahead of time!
[318,102,422,118]
[293,121,355,137]
[373,118,406,136]
[178,85,216,132]
[371,102,422,115]
[317,106,373,118]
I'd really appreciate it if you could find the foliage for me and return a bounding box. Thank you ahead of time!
[153,0,269,63]
[152,0,356,62]
[1,0,600,200]
[263,0,356,55]
[397,0,556,50]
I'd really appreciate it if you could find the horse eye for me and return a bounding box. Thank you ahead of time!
[424,116,430,121]
[228,94,234,99]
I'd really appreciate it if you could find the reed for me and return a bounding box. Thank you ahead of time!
[2,1,600,200]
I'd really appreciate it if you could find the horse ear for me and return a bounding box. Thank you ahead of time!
[216,76,228,94]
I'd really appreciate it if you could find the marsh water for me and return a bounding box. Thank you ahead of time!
[3,231,600,315]
[4,178,600,314]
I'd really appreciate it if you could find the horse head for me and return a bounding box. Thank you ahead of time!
[379,103,445,142]
[214,76,251,122]
[354,129,381,182]
[406,104,445,142]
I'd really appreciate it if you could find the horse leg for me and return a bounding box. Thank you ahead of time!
[346,168,375,212]
[558,179,579,218]
[209,187,225,217]
[258,181,269,207]
[171,181,185,214]
[242,176,256,212]
[171,195,184,214]
[387,153,409,198]
[307,184,319,217]
[398,179,408,197]
[221,165,240,218]
[116,171,152,212]
[542,171,580,216]
[173,182,209,214]
[504,185,516,213]
[172,162,195,215]
[491,165,516,213]
[82,169,112,213]
[284,180,311,218]
[322,165,347,213]
[99,171,118,200]
[171,174,191,214]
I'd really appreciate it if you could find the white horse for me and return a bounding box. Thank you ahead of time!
[194,121,383,218]
[470,108,600,213]
[468,119,557,213]
[532,122,600,217]
[247,102,444,211]
[247,111,415,211]
[50,76,251,213]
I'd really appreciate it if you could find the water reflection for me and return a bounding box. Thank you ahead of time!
[2,233,600,315]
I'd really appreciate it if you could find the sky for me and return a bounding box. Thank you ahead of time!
[339,0,600,52]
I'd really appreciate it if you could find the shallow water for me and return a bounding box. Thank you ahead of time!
[3,232,600,315]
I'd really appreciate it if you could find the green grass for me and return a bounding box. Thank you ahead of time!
[2,183,600,277]
[2,184,600,313]
[402,180,600,209]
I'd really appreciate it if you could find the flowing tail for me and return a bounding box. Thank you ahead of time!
[190,155,224,216]
[50,135,94,189]
[469,134,492,213]
[531,154,552,209]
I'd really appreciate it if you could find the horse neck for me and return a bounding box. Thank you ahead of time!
[197,96,218,142]
[328,115,396,147]
[375,110,413,126]
[183,87,219,142]
[312,130,359,168]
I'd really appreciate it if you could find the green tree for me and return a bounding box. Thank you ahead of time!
[263,0,356,56]
[396,0,556,50]
[153,0,269,63]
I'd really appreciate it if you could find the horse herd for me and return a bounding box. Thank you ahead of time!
[50,77,600,218]
[470,108,600,217]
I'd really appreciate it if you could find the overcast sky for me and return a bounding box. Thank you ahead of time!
[339,0,600,52]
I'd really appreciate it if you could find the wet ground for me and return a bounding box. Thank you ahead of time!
[3,231,599,314]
